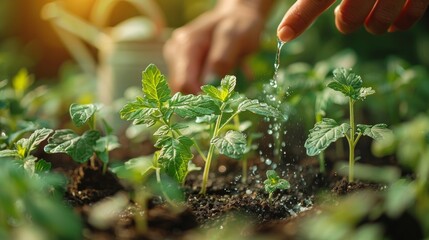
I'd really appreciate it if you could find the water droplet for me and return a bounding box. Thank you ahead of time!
[246,190,252,195]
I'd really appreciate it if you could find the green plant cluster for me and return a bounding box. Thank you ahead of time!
[120,64,284,194]
[304,68,392,182]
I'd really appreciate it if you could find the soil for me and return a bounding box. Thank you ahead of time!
[41,137,394,240]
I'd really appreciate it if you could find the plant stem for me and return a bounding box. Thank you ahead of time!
[348,98,356,182]
[200,104,225,194]
[134,188,148,234]
[316,112,325,173]
[242,157,248,183]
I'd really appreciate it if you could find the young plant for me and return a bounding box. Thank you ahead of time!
[111,153,187,233]
[120,64,283,194]
[0,160,82,240]
[264,170,290,201]
[44,103,120,173]
[304,68,392,182]
[0,128,53,175]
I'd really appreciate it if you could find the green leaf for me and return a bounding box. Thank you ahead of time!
[21,128,53,157]
[238,99,284,120]
[8,122,38,146]
[120,97,160,126]
[111,156,156,183]
[169,93,218,118]
[327,68,362,99]
[220,75,236,98]
[304,118,350,156]
[94,135,120,164]
[155,136,193,183]
[34,159,52,173]
[201,85,224,102]
[44,129,100,163]
[0,149,19,159]
[359,87,375,99]
[142,64,171,106]
[154,125,170,136]
[201,75,236,102]
[69,103,99,127]
[357,124,391,141]
[264,170,290,194]
[212,130,247,159]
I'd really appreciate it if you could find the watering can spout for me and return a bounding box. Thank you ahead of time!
[42,0,168,130]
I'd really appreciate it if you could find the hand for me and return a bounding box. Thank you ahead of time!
[277,0,429,42]
[163,0,273,93]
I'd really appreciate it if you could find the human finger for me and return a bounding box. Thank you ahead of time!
[163,28,209,93]
[277,0,336,42]
[163,13,220,93]
[203,16,261,81]
[390,0,429,31]
[335,0,376,33]
[365,0,407,34]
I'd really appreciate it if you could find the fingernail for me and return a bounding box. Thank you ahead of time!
[277,26,295,42]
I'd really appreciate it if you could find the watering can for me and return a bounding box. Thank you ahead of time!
[42,0,168,128]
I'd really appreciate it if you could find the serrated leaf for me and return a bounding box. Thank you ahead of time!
[220,75,236,97]
[264,170,290,194]
[201,85,224,102]
[142,64,171,105]
[238,99,283,120]
[154,125,170,136]
[34,159,52,173]
[156,136,193,183]
[0,149,19,158]
[70,103,99,127]
[170,93,218,118]
[44,129,100,163]
[357,124,391,141]
[304,118,350,156]
[120,97,160,126]
[196,114,217,124]
[8,122,38,146]
[327,68,362,99]
[22,128,53,157]
[359,87,375,99]
[212,130,246,159]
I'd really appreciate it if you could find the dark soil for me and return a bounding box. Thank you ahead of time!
[42,137,390,240]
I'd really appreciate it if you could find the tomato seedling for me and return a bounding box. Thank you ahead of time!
[264,170,290,201]
[304,68,392,182]
[120,64,284,194]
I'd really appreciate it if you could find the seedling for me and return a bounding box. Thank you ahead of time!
[44,103,120,173]
[120,64,283,194]
[0,160,82,239]
[304,68,392,182]
[0,128,53,175]
[112,153,188,233]
[264,170,290,201]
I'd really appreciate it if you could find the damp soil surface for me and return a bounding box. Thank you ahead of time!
[45,148,387,240]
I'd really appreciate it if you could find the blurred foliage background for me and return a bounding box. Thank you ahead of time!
[0,0,428,126]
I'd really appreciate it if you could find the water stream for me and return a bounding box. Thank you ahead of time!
[261,39,287,168]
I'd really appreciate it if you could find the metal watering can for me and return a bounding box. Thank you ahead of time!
[42,0,167,127]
